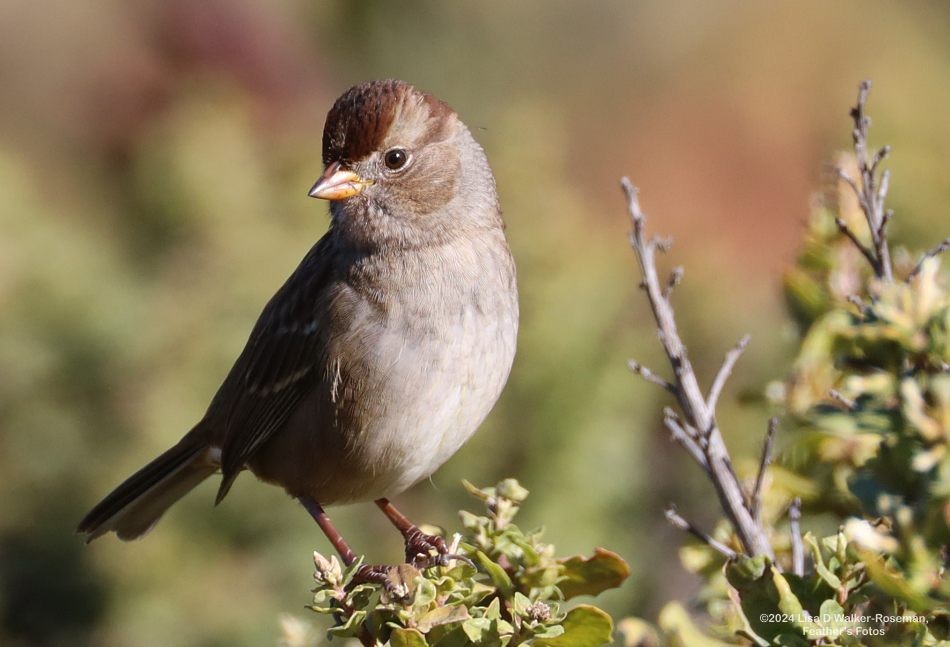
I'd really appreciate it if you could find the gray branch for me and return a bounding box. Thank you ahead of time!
[707,335,751,411]
[665,505,737,559]
[627,360,676,394]
[751,417,777,523]
[789,498,804,577]
[622,177,775,560]
[908,238,950,281]
[835,80,894,282]
[663,407,709,471]
[829,389,857,411]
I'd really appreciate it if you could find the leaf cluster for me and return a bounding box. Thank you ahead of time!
[304,480,629,646]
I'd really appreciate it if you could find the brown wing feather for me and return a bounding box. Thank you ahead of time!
[213,234,337,503]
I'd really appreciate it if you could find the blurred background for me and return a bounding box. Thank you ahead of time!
[2,1,949,645]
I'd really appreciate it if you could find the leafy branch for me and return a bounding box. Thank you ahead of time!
[301,480,629,646]
[618,80,950,646]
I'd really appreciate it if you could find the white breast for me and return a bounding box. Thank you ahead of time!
[334,232,519,500]
[355,291,518,498]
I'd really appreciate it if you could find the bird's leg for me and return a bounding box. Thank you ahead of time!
[299,496,358,565]
[375,498,470,569]
[298,496,401,593]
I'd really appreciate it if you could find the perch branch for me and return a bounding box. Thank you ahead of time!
[665,505,737,559]
[622,178,775,560]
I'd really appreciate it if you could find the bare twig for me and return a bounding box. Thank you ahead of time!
[665,505,737,559]
[665,266,684,298]
[622,177,774,559]
[707,335,751,410]
[789,498,804,577]
[846,295,870,317]
[663,408,708,471]
[908,238,950,281]
[627,360,676,394]
[829,389,857,411]
[835,80,894,282]
[834,216,877,269]
[751,418,778,523]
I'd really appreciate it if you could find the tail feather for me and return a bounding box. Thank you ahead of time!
[78,434,216,542]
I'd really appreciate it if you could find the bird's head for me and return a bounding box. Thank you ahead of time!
[310,80,501,250]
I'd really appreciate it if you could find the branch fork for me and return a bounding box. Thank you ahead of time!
[835,80,894,283]
[622,178,775,560]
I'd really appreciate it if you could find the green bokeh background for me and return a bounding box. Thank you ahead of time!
[1,2,949,645]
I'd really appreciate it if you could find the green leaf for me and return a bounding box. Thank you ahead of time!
[483,597,502,621]
[496,478,529,503]
[815,599,849,641]
[770,567,812,634]
[532,624,565,639]
[462,480,490,501]
[725,558,805,642]
[534,605,613,647]
[855,548,931,611]
[415,605,471,633]
[475,551,514,597]
[390,627,428,647]
[512,592,532,617]
[725,555,768,585]
[327,609,366,638]
[804,533,841,589]
[558,548,631,599]
[462,617,492,643]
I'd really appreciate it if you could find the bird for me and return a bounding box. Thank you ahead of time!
[78,79,519,570]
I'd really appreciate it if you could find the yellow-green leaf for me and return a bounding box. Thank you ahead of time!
[558,548,631,599]
[390,627,427,647]
[534,605,614,647]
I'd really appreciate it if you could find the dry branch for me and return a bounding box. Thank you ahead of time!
[909,238,950,281]
[789,498,804,577]
[835,80,894,282]
[750,418,777,523]
[622,178,774,560]
[665,505,737,560]
[829,389,857,411]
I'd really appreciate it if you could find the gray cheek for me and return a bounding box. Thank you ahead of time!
[402,157,461,216]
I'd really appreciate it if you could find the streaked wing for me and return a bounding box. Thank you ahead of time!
[214,235,335,502]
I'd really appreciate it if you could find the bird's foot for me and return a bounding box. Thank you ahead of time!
[350,563,411,601]
[403,527,472,570]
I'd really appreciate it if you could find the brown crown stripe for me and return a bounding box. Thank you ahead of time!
[322,79,454,165]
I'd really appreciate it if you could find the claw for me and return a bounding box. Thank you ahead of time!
[404,527,444,564]
[403,527,473,569]
[350,564,408,600]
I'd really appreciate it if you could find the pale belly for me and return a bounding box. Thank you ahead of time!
[355,306,517,497]
[249,293,518,505]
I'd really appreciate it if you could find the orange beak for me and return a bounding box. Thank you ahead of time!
[308,161,370,200]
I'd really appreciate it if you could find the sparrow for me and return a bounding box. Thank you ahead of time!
[78,79,519,568]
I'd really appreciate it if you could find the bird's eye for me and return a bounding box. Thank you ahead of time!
[383,148,409,170]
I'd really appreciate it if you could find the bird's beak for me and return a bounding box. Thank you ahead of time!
[308,161,370,200]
